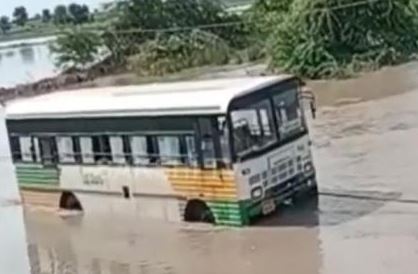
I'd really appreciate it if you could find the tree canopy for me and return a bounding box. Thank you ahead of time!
[13,6,29,26]
[0,16,11,34]
[68,3,91,24]
[54,5,70,25]
[250,0,418,78]
[42,9,52,23]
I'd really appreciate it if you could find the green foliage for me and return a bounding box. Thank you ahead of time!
[13,6,29,27]
[54,5,70,25]
[68,3,91,24]
[104,0,250,74]
[0,16,11,34]
[128,30,235,75]
[50,28,102,69]
[262,0,418,78]
[42,9,52,23]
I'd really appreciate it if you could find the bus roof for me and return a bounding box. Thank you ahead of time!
[6,75,294,120]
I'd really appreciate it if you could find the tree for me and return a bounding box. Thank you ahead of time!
[68,3,90,24]
[42,9,52,23]
[0,16,11,34]
[50,28,101,69]
[33,13,41,21]
[13,6,29,26]
[54,5,70,24]
[258,0,418,79]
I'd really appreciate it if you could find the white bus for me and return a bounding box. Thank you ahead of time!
[5,76,317,226]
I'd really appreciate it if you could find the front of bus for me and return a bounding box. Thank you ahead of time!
[227,77,317,224]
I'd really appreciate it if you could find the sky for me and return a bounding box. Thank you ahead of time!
[0,0,107,17]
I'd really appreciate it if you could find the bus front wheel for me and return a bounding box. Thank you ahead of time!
[184,199,215,224]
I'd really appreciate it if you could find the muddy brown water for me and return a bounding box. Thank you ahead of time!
[3,63,418,274]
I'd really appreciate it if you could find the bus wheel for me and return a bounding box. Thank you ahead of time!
[184,199,215,224]
[59,191,83,211]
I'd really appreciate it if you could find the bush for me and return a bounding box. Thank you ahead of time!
[251,0,418,79]
[128,30,234,76]
[50,28,102,69]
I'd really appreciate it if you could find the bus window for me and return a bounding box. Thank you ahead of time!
[273,87,305,140]
[231,99,276,157]
[9,136,22,162]
[130,136,149,165]
[183,135,198,167]
[218,121,231,167]
[20,136,34,162]
[92,136,112,164]
[157,136,181,166]
[110,136,126,165]
[80,137,95,164]
[197,118,217,169]
[72,137,82,163]
[57,136,76,163]
[39,137,58,165]
[33,137,41,163]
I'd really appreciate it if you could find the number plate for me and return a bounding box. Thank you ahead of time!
[262,199,276,215]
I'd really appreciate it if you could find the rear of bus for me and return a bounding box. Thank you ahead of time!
[227,77,317,223]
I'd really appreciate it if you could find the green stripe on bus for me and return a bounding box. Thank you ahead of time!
[15,164,59,186]
[206,200,246,226]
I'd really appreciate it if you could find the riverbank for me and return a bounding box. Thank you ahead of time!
[2,60,418,106]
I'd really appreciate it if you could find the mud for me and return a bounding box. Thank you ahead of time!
[3,62,418,274]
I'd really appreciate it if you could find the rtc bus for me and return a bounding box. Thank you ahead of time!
[5,75,317,226]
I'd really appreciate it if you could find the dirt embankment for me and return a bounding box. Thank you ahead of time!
[2,61,417,105]
[0,57,120,104]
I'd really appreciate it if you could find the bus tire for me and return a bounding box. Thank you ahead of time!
[59,191,83,211]
[184,199,215,224]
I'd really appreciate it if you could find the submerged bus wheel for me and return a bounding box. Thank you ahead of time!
[59,191,83,211]
[184,200,215,224]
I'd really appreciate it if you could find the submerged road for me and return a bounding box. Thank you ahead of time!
[3,64,418,273]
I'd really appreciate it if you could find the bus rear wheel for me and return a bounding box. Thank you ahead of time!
[59,191,83,211]
[184,199,215,224]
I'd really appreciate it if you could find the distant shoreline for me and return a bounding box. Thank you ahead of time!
[0,35,56,51]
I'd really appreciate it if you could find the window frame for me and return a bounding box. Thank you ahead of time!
[229,98,277,158]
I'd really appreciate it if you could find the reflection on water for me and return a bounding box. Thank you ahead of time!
[0,42,56,88]
[20,47,35,65]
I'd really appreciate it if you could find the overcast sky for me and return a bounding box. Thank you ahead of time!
[0,0,107,17]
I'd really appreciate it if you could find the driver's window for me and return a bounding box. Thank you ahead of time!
[231,99,276,156]
[273,88,304,139]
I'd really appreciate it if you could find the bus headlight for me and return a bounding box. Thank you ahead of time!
[304,162,313,173]
[251,187,263,199]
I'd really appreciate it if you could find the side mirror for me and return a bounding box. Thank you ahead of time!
[300,86,316,120]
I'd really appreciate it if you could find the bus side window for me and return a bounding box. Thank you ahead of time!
[110,136,126,165]
[122,136,133,165]
[197,118,221,169]
[92,135,112,164]
[183,135,198,167]
[19,136,34,162]
[79,137,95,164]
[72,136,82,164]
[157,136,181,166]
[130,136,149,165]
[39,137,58,165]
[9,136,22,162]
[57,136,76,163]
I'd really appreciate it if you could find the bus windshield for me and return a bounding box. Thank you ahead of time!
[230,84,306,158]
[230,99,277,156]
[273,86,305,140]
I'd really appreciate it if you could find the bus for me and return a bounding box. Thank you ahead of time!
[5,76,317,226]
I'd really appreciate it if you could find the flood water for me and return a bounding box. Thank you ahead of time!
[3,63,418,273]
[0,39,56,88]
